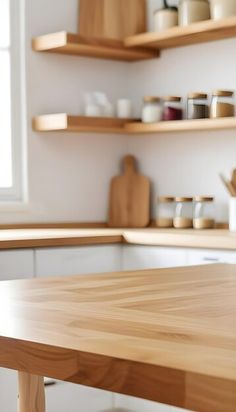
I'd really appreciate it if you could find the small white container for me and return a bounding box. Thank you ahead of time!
[179,0,210,26]
[154,8,178,32]
[210,0,236,20]
[116,99,132,119]
[142,97,163,123]
[229,197,236,232]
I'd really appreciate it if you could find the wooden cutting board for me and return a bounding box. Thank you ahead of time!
[79,0,147,40]
[108,155,150,228]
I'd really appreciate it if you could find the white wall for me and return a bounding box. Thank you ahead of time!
[1,0,235,223]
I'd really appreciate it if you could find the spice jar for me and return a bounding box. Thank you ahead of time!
[163,96,183,121]
[174,197,193,229]
[154,2,178,32]
[210,0,236,20]
[179,0,210,26]
[156,197,175,228]
[142,97,163,123]
[193,196,215,229]
[210,90,235,118]
[187,93,209,119]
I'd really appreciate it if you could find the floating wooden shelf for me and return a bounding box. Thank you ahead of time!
[33,114,136,134]
[33,114,236,135]
[125,16,236,50]
[32,31,158,62]
[125,117,236,134]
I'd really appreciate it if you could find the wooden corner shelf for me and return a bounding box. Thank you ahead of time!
[33,114,236,135]
[125,16,236,50]
[33,114,136,134]
[125,117,236,134]
[32,31,158,62]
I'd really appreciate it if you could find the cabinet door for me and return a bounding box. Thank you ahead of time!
[187,249,236,265]
[114,393,171,412]
[123,246,187,271]
[36,245,122,277]
[0,249,34,280]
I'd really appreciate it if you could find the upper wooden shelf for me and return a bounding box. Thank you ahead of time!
[33,114,236,134]
[32,31,158,62]
[125,16,236,50]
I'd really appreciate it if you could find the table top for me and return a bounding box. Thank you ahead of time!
[0,264,236,411]
[1,227,236,250]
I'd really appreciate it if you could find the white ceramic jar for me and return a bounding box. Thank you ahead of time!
[210,0,236,20]
[229,197,236,232]
[142,97,163,123]
[154,8,178,32]
[179,0,210,26]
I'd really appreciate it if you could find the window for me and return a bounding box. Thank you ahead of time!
[0,0,26,202]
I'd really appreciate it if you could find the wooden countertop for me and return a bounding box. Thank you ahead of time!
[1,228,236,250]
[0,264,236,411]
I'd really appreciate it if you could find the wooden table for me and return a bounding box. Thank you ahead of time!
[0,264,236,412]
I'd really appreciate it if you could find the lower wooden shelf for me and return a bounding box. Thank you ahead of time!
[125,117,236,134]
[33,114,133,134]
[33,114,236,135]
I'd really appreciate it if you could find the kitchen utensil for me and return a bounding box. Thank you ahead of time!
[219,173,236,196]
[108,155,150,228]
[116,99,132,119]
[231,169,236,190]
[179,0,210,26]
[154,0,178,32]
[79,0,147,40]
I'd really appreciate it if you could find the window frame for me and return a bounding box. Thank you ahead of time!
[0,0,27,203]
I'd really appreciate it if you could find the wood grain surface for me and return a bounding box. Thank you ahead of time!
[108,155,150,228]
[18,372,45,412]
[79,0,147,40]
[0,265,236,411]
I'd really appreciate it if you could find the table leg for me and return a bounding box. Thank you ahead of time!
[18,371,45,412]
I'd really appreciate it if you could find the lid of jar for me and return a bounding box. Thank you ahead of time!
[188,92,208,100]
[194,196,214,202]
[212,90,234,97]
[175,197,193,202]
[154,7,177,14]
[143,96,161,103]
[163,96,182,102]
[158,196,175,203]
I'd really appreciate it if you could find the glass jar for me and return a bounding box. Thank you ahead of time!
[174,197,193,229]
[156,197,175,228]
[163,96,183,121]
[187,92,209,119]
[142,97,163,123]
[210,90,235,118]
[179,0,210,26]
[193,196,215,229]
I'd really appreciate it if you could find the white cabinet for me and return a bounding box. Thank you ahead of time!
[0,249,34,280]
[122,245,188,271]
[36,245,122,277]
[187,249,236,265]
[0,249,35,412]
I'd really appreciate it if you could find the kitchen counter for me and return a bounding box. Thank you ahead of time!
[0,227,236,250]
[0,264,236,412]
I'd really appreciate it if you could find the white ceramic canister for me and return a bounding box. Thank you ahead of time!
[142,97,163,123]
[154,7,178,32]
[210,0,236,20]
[179,0,211,26]
[116,99,132,119]
[229,197,236,232]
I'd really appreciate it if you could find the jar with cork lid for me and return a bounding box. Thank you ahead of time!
[187,92,209,119]
[193,196,215,229]
[142,96,163,123]
[174,197,193,229]
[210,90,235,118]
[156,197,175,228]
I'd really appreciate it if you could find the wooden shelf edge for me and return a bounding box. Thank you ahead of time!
[125,117,236,134]
[125,16,236,50]
[32,31,158,62]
